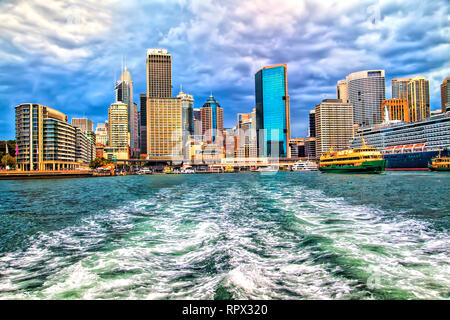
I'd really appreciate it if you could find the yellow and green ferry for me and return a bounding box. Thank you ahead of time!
[318,140,386,174]
[428,153,450,171]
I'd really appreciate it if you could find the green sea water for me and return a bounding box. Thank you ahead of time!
[0,172,449,299]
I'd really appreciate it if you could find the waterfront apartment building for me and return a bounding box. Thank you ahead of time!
[200,94,223,143]
[15,103,90,171]
[336,80,349,104]
[314,99,354,156]
[147,98,183,161]
[146,49,172,98]
[72,118,96,162]
[392,78,411,100]
[407,76,430,122]
[255,64,291,158]
[381,99,410,122]
[345,70,385,127]
[105,102,129,160]
[441,77,450,113]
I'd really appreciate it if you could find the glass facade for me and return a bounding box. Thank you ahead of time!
[255,65,289,158]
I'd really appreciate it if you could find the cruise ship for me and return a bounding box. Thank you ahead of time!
[350,112,450,170]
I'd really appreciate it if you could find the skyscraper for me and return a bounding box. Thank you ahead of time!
[105,102,129,160]
[255,64,291,158]
[200,94,223,142]
[177,90,194,159]
[115,61,137,157]
[441,77,450,113]
[381,99,410,122]
[309,109,316,137]
[71,118,93,132]
[315,99,354,156]
[146,49,172,98]
[193,108,202,136]
[407,76,430,122]
[346,70,385,127]
[392,78,411,100]
[139,93,147,156]
[336,80,349,103]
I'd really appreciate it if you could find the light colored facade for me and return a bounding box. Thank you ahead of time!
[146,48,172,98]
[407,76,430,122]
[392,78,412,100]
[336,80,349,103]
[346,70,385,127]
[314,99,354,156]
[441,77,450,113]
[95,122,108,146]
[71,118,93,132]
[108,102,129,159]
[236,109,257,158]
[177,91,194,159]
[15,103,85,171]
[147,98,183,161]
[381,99,410,122]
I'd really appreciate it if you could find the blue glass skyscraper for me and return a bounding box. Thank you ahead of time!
[255,64,291,158]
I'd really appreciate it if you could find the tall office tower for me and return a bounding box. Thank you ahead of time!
[381,99,410,122]
[108,103,129,148]
[95,122,108,146]
[147,98,183,160]
[193,108,202,136]
[139,94,147,156]
[71,118,93,132]
[309,109,316,137]
[255,64,291,158]
[200,94,224,142]
[336,80,349,103]
[392,78,412,99]
[407,76,430,122]
[441,77,450,113]
[15,103,85,171]
[177,90,194,159]
[236,108,257,158]
[146,49,172,98]
[115,62,137,156]
[346,70,385,127]
[315,99,354,156]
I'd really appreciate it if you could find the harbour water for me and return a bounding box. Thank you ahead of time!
[0,172,449,299]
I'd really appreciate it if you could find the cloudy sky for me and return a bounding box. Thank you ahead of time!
[0,0,449,140]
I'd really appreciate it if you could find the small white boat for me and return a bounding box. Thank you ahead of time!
[292,160,318,171]
[258,165,279,173]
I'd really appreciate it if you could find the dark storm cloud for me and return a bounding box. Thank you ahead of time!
[0,0,449,139]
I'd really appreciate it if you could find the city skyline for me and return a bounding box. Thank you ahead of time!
[0,0,449,140]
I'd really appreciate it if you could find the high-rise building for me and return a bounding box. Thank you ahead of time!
[392,78,412,100]
[309,109,316,137]
[441,77,450,113]
[146,49,172,98]
[15,103,87,171]
[95,122,108,146]
[381,99,410,122]
[315,99,354,156]
[105,102,129,160]
[407,76,430,122]
[147,98,183,161]
[71,118,93,132]
[346,70,385,127]
[193,108,202,136]
[255,64,291,158]
[115,62,137,157]
[177,90,194,159]
[200,94,224,143]
[336,80,349,104]
[236,109,257,158]
[139,93,147,157]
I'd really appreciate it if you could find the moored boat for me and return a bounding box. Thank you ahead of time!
[318,139,386,174]
[292,160,318,171]
[428,152,450,171]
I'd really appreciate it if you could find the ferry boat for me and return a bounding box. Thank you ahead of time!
[428,151,450,171]
[258,165,279,173]
[350,113,450,170]
[318,140,386,174]
[292,160,318,171]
